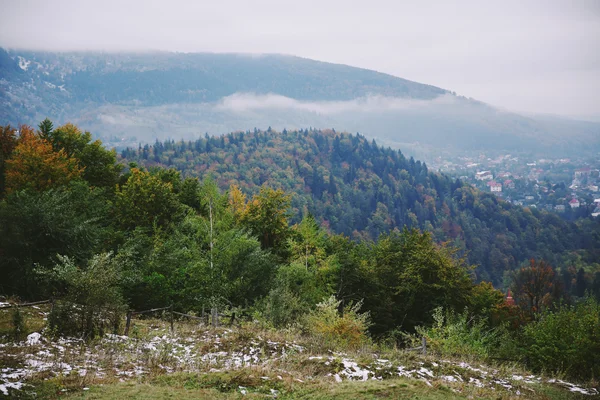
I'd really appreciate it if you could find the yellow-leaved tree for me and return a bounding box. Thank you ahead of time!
[4,125,83,194]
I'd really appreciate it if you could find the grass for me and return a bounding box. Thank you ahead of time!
[0,300,49,341]
[35,371,582,400]
[1,306,596,400]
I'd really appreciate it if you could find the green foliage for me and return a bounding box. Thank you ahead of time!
[0,124,18,197]
[257,285,305,328]
[121,129,600,286]
[117,203,274,311]
[0,181,110,297]
[304,295,371,350]
[288,214,327,271]
[412,307,507,359]
[363,229,473,334]
[11,306,26,341]
[2,120,600,383]
[114,168,183,230]
[469,281,505,321]
[38,118,53,138]
[42,253,127,339]
[522,297,600,381]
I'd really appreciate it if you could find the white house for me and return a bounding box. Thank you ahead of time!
[475,171,493,181]
[490,182,502,193]
[569,198,580,208]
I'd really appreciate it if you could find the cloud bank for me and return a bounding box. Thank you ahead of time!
[216,93,459,114]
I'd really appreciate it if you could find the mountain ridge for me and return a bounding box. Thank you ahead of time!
[2,48,599,158]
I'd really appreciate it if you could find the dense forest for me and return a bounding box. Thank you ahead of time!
[120,128,600,286]
[1,120,600,382]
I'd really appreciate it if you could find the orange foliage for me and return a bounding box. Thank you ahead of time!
[4,125,83,194]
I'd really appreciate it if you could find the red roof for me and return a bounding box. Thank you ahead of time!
[569,198,579,204]
[506,289,515,306]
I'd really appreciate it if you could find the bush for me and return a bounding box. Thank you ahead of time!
[257,286,305,328]
[303,295,370,350]
[11,307,26,341]
[41,253,127,339]
[411,307,510,359]
[522,297,600,381]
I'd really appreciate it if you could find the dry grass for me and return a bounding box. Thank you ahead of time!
[0,311,595,399]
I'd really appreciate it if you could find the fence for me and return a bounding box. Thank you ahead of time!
[406,337,427,355]
[0,299,52,310]
[2,301,426,354]
[123,305,236,336]
[1,300,235,336]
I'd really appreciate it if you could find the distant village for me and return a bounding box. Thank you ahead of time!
[434,154,600,218]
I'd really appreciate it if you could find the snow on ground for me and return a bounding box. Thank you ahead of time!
[0,329,598,397]
[17,56,30,71]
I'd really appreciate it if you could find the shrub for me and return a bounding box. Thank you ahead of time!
[411,307,509,359]
[522,296,600,381]
[41,253,127,339]
[303,295,370,350]
[11,306,26,341]
[256,286,305,328]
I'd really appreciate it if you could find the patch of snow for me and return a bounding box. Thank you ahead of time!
[26,332,41,345]
[469,377,484,388]
[0,381,24,396]
[17,56,30,71]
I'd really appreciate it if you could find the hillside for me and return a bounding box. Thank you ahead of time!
[1,305,596,399]
[121,129,600,285]
[2,48,599,158]
[2,121,600,396]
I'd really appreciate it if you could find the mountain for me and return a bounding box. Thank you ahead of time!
[2,48,599,159]
[121,129,600,285]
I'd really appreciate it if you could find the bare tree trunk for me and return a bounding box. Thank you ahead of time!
[209,198,214,271]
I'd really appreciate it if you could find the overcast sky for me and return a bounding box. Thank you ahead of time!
[1,0,599,119]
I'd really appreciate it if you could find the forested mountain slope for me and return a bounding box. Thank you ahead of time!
[2,48,599,157]
[2,120,600,388]
[121,129,600,285]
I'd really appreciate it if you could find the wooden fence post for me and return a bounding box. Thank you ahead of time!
[169,305,174,333]
[211,307,218,328]
[422,337,427,355]
[124,311,132,336]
